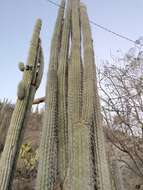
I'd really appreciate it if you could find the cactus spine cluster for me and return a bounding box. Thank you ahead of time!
[36,0,112,190]
[0,19,44,190]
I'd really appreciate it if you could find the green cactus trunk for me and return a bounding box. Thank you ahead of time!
[65,0,89,189]
[36,1,65,189]
[57,0,71,183]
[80,4,112,190]
[67,0,82,123]
[67,0,82,151]
[80,5,98,189]
[0,19,43,190]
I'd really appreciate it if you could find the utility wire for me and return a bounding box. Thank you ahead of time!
[45,0,136,44]
[89,21,135,43]
[45,0,62,7]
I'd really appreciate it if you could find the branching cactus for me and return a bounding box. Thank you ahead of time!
[80,4,112,190]
[57,0,71,183]
[35,1,111,190]
[0,19,43,190]
[36,1,65,189]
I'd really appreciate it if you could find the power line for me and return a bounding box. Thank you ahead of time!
[45,0,62,8]
[45,0,136,44]
[89,21,135,43]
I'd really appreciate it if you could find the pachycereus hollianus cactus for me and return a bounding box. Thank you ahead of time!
[36,0,112,190]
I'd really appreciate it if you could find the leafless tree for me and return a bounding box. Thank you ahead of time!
[99,40,143,177]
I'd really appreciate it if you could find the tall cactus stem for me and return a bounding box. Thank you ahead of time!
[36,1,65,189]
[66,0,86,189]
[0,19,43,190]
[80,4,112,190]
[68,0,82,123]
[57,0,71,183]
[67,0,82,150]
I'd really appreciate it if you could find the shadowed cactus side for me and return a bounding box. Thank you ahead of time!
[0,19,44,190]
[36,1,65,189]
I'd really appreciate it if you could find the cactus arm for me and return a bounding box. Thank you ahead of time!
[0,19,43,190]
[80,4,112,190]
[57,0,71,183]
[36,1,65,189]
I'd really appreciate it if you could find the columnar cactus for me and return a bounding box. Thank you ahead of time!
[57,0,71,183]
[35,1,112,190]
[65,0,91,189]
[80,4,112,190]
[36,1,65,189]
[0,19,43,190]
